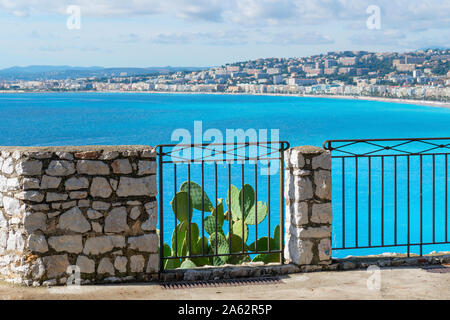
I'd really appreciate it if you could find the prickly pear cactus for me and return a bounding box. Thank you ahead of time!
[180,181,213,212]
[231,219,248,242]
[204,199,225,236]
[227,184,268,225]
[249,225,281,264]
[209,232,230,266]
[170,191,193,222]
[163,180,278,270]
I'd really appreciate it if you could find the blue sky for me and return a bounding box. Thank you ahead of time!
[0,0,449,68]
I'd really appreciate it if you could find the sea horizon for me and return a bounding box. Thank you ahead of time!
[1,90,449,111]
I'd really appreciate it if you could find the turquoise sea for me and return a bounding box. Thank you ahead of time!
[1,92,450,258]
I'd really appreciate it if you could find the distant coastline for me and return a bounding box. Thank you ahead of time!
[1,90,449,109]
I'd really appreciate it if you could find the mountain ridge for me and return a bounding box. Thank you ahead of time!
[0,65,207,80]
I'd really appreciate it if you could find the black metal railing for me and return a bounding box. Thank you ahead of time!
[157,141,290,273]
[324,137,450,257]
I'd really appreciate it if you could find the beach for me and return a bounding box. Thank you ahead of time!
[1,90,449,109]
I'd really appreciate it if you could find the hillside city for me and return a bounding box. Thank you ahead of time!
[1,49,449,101]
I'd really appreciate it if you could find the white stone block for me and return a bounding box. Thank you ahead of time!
[15,160,43,176]
[312,151,331,170]
[116,176,157,197]
[46,160,76,176]
[314,170,332,200]
[48,235,83,254]
[77,160,110,175]
[57,207,91,233]
[105,207,129,233]
[311,203,332,224]
[90,177,112,198]
[27,234,49,253]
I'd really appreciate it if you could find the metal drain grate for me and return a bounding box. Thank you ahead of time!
[421,265,450,274]
[160,277,283,289]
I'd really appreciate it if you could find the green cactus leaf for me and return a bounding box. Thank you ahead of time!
[274,225,281,248]
[171,222,199,256]
[171,224,186,257]
[164,259,182,270]
[204,199,225,235]
[228,254,251,265]
[227,233,250,264]
[239,184,255,216]
[163,243,171,258]
[191,237,211,267]
[212,199,225,226]
[231,219,249,242]
[251,253,281,264]
[180,259,197,269]
[209,232,229,265]
[194,236,209,255]
[204,215,216,236]
[180,181,213,212]
[180,222,200,255]
[191,256,210,267]
[228,234,246,253]
[244,201,268,225]
[248,236,279,252]
[227,185,242,221]
[162,243,182,270]
[170,191,193,223]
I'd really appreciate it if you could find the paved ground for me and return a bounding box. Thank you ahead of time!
[1,266,448,300]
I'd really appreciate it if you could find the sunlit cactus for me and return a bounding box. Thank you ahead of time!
[163,181,275,270]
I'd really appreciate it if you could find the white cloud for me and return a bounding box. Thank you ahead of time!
[146,29,334,46]
[350,29,407,46]
[1,0,448,29]
[149,30,249,46]
[262,31,334,45]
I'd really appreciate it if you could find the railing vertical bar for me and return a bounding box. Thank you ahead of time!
[342,157,346,248]
[355,156,359,248]
[280,143,285,264]
[368,157,371,247]
[188,163,192,256]
[446,154,448,243]
[407,155,410,257]
[420,155,423,257]
[159,146,164,274]
[268,160,271,252]
[255,162,258,251]
[228,162,232,253]
[174,162,178,258]
[215,162,218,256]
[381,156,384,247]
[201,160,205,255]
[394,155,398,246]
[242,161,245,254]
[433,154,436,244]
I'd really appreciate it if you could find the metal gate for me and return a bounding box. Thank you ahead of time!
[324,137,450,257]
[157,141,290,273]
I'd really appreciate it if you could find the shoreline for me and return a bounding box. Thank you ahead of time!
[1,90,449,109]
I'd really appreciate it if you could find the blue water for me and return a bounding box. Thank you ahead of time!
[1,92,450,258]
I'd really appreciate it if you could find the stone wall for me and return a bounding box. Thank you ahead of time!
[0,146,158,286]
[284,146,332,266]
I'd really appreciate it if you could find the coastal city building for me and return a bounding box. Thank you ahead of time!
[1,49,449,101]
